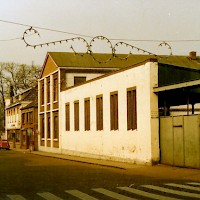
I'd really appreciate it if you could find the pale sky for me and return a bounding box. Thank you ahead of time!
[0,0,199,66]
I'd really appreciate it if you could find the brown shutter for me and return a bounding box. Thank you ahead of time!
[127,89,137,130]
[66,103,70,131]
[84,99,90,131]
[96,95,103,130]
[74,101,79,131]
[110,92,118,130]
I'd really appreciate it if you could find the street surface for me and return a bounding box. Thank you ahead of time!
[0,150,200,200]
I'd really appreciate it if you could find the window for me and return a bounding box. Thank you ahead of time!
[47,77,50,103]
[96,95,103,130]
[22,113,25,125]
[65,103,70,131]
[110,92,118,130]
[26,113,29,124]
[53,112,59,139]
[41,81,44,105]
[74,76,86,86]
[74,101,79,131]
[40,114,45,138]
[29,112,33,124]
[84,98,90,131]
[47,113,51,138]
[53,76,58,102]
[127,89,137,130]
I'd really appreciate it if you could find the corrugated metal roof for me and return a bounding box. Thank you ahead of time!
[48,52,200,70]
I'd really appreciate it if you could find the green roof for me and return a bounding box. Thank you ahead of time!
[158,56,200,70]
[48,52,200,70]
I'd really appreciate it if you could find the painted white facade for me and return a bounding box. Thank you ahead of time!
[59,61,159,165]
[5,104,21,131]
[38,70,106,153]
[5,101,33,132]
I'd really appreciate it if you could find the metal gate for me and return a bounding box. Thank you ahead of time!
[160,115,200,168]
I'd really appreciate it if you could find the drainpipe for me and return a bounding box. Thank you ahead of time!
[192,103,195,115]
[186,89,190,115]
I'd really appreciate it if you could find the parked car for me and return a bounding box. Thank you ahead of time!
[0,140,10,150]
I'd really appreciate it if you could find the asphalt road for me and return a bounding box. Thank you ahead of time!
[0,150,200,200]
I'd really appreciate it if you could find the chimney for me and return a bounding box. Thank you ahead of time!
[189,51,197,60]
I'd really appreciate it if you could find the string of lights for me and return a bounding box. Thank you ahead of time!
[22,27,174,63]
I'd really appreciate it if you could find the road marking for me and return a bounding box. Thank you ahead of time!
[187,182,200,186]
[165,183,200,192]
[7,195,26,200]
[92,188,137,200]
[143,185,200,198]
[118,186,180,200]
[37,192,63,200]
[65,190,98,200]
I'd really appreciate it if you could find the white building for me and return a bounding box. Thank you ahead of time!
[38,51,200,167]
[59,60,159,165]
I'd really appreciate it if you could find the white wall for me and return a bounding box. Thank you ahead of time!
[59,61,159,165]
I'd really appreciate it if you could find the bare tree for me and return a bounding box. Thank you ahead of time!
[0,62,41,132]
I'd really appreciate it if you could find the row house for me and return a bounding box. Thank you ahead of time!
[39,51,200,167]
[21,100,38,150]
[5,86,38,149]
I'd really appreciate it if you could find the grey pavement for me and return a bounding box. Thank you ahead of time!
[11,148,200,182]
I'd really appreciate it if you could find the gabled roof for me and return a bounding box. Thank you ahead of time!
[47,52,151,68]
[44,52,200,69]
[6,86,38,109]
[21,101,38,110]
[40,51,200,79]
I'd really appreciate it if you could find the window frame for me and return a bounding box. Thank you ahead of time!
[127,87,137,130]
[84,98,90,131]
[47,113,51,139]
[53,75,58,102]
[74,101,79,131]
[96,95,103,131]
[40,114,45,138]
[110,91,118,130]
[47,77,50,104]
[53,111,59,139]
[65,103,70,131]
[41,80,44,105]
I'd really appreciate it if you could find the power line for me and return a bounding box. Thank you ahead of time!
[0,19,94,38]
[0,32,36,42]
[0,19,200,42]
[0,36,22,42]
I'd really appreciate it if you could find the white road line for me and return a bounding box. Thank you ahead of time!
[65,190,99,200]
[118,186,180,200]
[165,183,200,192]
[143,185,200,199]
[187,182,200,186]
[7,195,26,200]
[37,192,63,200]
[92,188,137,200]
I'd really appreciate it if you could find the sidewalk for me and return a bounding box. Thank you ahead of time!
[12,148,200,182]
